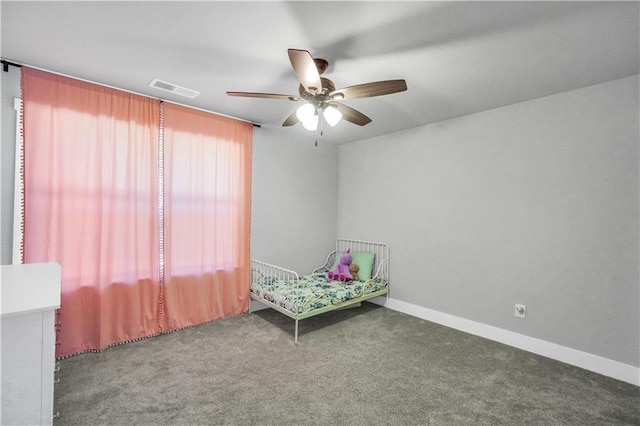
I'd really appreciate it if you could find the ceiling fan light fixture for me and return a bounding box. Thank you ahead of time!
[230,49,407,130]
[324,105,342,127]
[296,103,316,122]
[302,113,319,131]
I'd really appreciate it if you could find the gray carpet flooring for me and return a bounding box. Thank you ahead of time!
[54,303,639,425]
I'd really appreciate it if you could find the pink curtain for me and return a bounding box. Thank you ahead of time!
[22,68,252,357]
[22,68,162,357]
[162,103,252,331]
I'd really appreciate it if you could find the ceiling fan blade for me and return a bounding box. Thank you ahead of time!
[329,79,407,101]
[330,103,372,126]
[227,91,300,101]
[288,49,322,94]
[282,110,299,127]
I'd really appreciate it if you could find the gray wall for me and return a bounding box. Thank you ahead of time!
[251,127,338,274]
[0,65,21,265]
[337,76,640,367]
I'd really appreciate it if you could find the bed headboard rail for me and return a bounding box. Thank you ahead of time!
[251,259,299,285]
[336,238,389,280]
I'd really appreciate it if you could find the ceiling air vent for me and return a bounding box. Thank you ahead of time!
[148,79,200,99]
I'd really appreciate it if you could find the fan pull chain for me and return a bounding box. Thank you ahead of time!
[315,111,324,147]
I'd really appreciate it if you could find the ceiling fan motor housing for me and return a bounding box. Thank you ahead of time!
[299,77,337,103]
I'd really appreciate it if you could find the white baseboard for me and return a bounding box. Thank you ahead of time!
[369,296,639,386]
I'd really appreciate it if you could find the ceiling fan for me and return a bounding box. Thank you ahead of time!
[227,49,407,131]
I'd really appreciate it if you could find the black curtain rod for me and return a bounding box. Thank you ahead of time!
[1,60,22,72]
[0,58,261,128]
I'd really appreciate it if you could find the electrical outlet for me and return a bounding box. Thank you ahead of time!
[515,304,526,319]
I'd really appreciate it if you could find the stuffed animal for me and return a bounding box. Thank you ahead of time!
[327,249,353,281]
[349,263,359,282]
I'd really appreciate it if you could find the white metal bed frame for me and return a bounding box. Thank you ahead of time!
[250,238,389,342]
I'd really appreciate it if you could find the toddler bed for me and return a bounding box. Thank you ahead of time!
[250,238,389,342]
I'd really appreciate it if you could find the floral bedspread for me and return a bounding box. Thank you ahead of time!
[251,273,388,314]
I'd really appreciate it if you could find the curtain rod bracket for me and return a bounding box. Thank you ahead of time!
[1,59,23,72]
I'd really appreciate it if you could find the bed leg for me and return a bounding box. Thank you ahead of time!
[294,319,299,343]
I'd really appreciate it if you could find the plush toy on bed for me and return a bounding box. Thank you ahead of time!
[327,249,353,282]
[349,263,359,282]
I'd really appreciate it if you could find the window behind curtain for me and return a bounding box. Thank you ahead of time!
[21,68,252,357]
[161,103,252,331]
[22,67,162,357]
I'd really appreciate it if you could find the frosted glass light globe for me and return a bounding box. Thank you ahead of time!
[302,114,319,131]
[296,103,316,122]
[323,105,342,127]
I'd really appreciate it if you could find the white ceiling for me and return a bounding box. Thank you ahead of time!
[2,1,638,144]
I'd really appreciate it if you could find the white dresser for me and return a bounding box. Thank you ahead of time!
[1,263,61,425]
